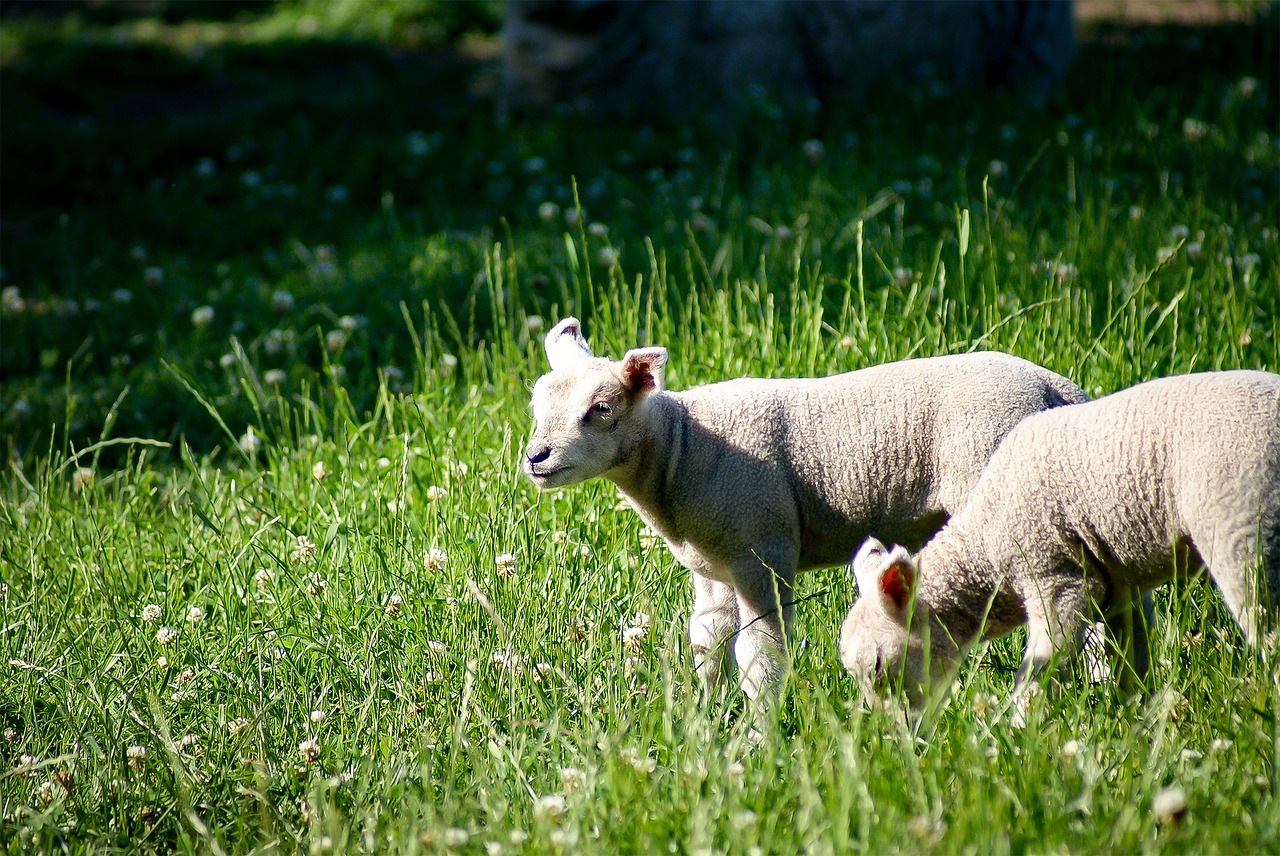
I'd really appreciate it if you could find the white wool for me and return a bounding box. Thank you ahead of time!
[526,317,1087,701]
[840,370,1280,705]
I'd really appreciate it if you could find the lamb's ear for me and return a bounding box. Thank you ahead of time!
[852,539,916,617]
[619,347,668,395]
[545,317,593,370]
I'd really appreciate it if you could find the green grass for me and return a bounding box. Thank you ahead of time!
[2,4,1279,853]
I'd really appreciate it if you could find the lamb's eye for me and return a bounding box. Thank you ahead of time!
[590,402,613,418]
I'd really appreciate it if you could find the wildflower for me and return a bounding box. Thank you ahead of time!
[731,810,757,831]
[891,266,912,288]
[385,594,403,616]
[112,288,133,303]
[559,766,586,792]
[567,618,587,642]
[3,728,16,742]
[1182,118,1210,143]
[1153,785,1188,825]
[532,661,553,683]
[442,828,470,847]
[987,159,1008,178]
[15,754,36,778]
[1053,263,1078,284]
[291,535,317,562]
[38,780,57,804]
[238,427,262,456]
[1237,76,1259,98]
[1129,205,1144,221]
[638,529,657,551]
[127,745,147,770]
[143,266,165,287]
[142,603,162,624]
[191,305,215,328]
[802,139,825,164]
[298,739,320,764]
[1,286,25,314]
[491,651,523,675]
[426,485,447,501]
[426,640,446,657]
[179,733,201,756]
[726,761,746,785]
[424,547,448,572]
[269,290,295,313]
[619,747,656,774]
[186,605,204,624]
[1061,739,1083,759]
[156,626,178,646]
[526,315,545,335]
[156,656,168,669]
[533,794,567,821]
[325,330,345,353]
[440,353,458,374]
[1157,246,1176,265]
[307,573,327,597]
[174,667,195,686]
[310,709,326,724]
[487,551,518,578]
[1169,225,1190,241]
[72,467,94,491]
[311,461,327,481]
[228,717,251,737]
[253,568,273,591]
[538,201,560,223]
[597,247,618,267]
[264,369,286,386]
[578,545,592,559]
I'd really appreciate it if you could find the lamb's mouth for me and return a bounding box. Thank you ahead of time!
[528,464,571,481]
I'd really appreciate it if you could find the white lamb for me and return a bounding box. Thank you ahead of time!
[524,317,1089,702]
[840,370,1280,707]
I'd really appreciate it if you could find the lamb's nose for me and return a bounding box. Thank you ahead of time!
[527,446,551,465]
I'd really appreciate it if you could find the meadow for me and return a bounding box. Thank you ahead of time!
[1,2,1278,853]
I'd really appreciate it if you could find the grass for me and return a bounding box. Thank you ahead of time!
[2,3,1279,853]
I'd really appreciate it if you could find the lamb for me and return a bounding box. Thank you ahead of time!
[524,317,1090,702]
[839,370,1280,707]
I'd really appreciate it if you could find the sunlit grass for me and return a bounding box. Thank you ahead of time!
[1,6,1278,854]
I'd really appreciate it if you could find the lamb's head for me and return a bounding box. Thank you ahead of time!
[839,538,941,705]
[524,317,668,489]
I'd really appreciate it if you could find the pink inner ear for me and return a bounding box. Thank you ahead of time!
[623,361,655,392]
[880,560,915,611]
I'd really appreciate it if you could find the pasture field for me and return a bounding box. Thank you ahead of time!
[1,4,1278,853]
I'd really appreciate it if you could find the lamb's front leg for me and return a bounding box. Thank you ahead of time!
[730,547,797,704]
[688,572,740,698]
[1012,580,1093,722]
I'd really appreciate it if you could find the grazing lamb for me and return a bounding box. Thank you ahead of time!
[524,317,1089,702]
[839,370,1280,707]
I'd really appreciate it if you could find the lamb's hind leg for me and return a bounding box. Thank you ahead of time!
[1198,521,1278,648]
[730,549,797,705]
[689,572,740,699]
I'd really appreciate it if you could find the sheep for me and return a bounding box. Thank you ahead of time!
[524,317,1089,703]
[839,370,1280,708]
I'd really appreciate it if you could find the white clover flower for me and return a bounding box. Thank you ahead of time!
[174,667,195,686]
[491,651,523,675]
[384,594,403,616]
[726,760,746,785]
[264,369,286,386]
[1182,118,1210,143]
[495,552,517,577]
[127,745,147,770]
[191,305,215,328]
[1153,786,1188,825]
[440,353,458,374]
[538,201,560,223]
[228,717,251,737]
[1157,246,1176,265]
[1061,740,1083,759]
[558,766,586,792]
[426,640,446,657]
[156,626,178,646]
[525,315,545,335]
[290,535,317,562]
[238,427,262,456]
[186,605,204,624]
[325,330,345,353]
[596,247,618,267]
[619,747,655,774]
[426,485,448,501]
[141,603,162,624]
[156,655,168,669]
[423,547,448,572]
[112,288,133,304]
[311,461,327,481]
[310,709,326,724]
[442,828,470,847]
[269,290,295,313]
[72,467,94,491]
[987,159,1008,179]
[298,739,320,764]
[532,794,567,822]
[38,780,57,804]
[253,568,273,591]
[578,545,592,559]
